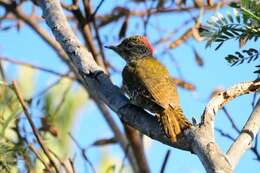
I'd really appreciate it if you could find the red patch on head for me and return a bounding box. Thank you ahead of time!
[140,36,154,55]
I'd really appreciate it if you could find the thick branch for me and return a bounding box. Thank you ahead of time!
[227,98,260,168]
[38,0,189,151]
[202,80,260,128]
[187,126,232,173]
[187,79,260,173]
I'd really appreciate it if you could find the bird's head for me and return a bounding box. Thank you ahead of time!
[105,35,154,62]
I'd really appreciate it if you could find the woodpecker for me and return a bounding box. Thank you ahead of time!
[106,35,191,142]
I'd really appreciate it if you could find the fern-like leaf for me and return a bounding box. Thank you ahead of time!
[225,48,259,66]
[201,0,260,50]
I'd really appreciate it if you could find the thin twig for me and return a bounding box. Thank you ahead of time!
[153,15,199,46]
[28,144,51,173]
[91,4,109,72]
[251,133,260,161]
[119,144,130,173]
[215,128,236,141]
[92,0,105,17]
[12,81,59,173]
[52,82,72,117]
[143,0,156,36]
[160,150,171,173]
[69,133,96,173]
[96,3,224,27]
[49,148,72,173]
[68,1,105,70]
[33,76,66,98]
[222,107,240,134]
[0,56,75,80]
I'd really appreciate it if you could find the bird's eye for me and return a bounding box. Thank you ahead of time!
[139,47,147,54]
[126,42,134,48]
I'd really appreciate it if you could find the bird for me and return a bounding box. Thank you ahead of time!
[105,35,191,142]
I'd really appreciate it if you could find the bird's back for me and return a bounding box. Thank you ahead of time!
[123,57,191,142]
[122,57,180,112]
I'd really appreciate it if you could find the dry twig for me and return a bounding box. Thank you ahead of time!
[12,81,59,173]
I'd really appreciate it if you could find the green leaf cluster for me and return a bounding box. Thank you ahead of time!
[0,64,89,172]
[201,0,260,72]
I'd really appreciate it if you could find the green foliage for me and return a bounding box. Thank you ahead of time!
[32,78,88,172]
[202,8,259,49]
[201,0,260,72]
[0,67,36,173]
[0,67,36,141]
[230,0,260,22]
[225,48,259,66]
[0,64,89,172]
[0,140,20,173]
[0,86,21,139]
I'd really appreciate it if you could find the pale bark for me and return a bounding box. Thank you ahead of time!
[227,99,260,168]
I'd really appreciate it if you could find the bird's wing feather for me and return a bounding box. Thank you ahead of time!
[122,58,180,112]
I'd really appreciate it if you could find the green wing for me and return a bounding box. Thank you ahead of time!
[122,57,180,112]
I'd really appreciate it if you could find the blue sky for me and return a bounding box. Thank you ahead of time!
[0,0,259,172]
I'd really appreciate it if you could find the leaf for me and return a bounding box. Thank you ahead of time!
[193,48,204,67]
[254,69,260,73]
[225,48,260,67]
[226,12,234,23]
[223,30,235,37]
[233,9,241,23]
[225,54,238,63]
[230,28,241,36]
[254,65,260,73]
[215,41,224,50]
[218,35,229,40]
[235,51,244,58]
[215,38,225,42]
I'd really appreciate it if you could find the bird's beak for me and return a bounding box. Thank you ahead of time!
[104,45,118,52]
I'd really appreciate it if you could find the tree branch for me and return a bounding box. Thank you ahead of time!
[187,79,260,173]
[0,56,74,79]
[36,1,260,173]
[37,0,189,151]
[202,79,260,129]
[227,98,260,168]
[12,81,59,173]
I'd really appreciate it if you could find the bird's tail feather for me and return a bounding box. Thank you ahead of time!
[160,106,191,142]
